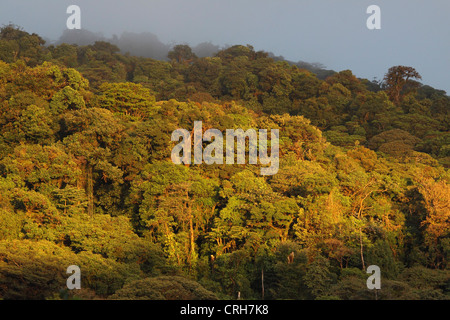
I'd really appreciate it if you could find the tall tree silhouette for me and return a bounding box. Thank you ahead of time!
[383,66,422,104]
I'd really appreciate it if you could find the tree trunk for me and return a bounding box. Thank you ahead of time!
[86,164,94,217]
[360,227,365,271]
[189,214,195,260]
[186,191,196,267]
[261,267,265,300]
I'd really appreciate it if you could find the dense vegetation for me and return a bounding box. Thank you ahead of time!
[0,25,449,300]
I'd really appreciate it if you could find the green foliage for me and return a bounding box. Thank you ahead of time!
[0,26,449,300]
[168,45,197,64]
[110,276,217,300]
[0,240,141,299]
[97,82,157,117]
[0,24,46,66]
[49,86,86,115]
[304,255,336,299]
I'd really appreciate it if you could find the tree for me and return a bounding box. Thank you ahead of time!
[130,162,218,270]
[49,86,86,115]
[325,70,366,95]
[13,105,54,144]
[97,82,157,118]
[304,255,335,299]
[61,108,125,216]
[192,41,221,58]
[211,170,298,255]
[110,276,217,300]
[0,239,142,299]
[383,66,422,104]
[416,174,450,268]
[368,129,421,158]
[168,45,197,64]
[0,24,46,66]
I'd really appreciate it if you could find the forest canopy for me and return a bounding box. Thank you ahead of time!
[0,25,449,300]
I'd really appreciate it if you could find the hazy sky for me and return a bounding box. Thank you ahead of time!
[1,0,449,93]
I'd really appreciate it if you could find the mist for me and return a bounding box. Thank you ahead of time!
[1,0,449,92]
[54,29,223,61]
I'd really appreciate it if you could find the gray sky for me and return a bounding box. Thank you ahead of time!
[1,0,449,93]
